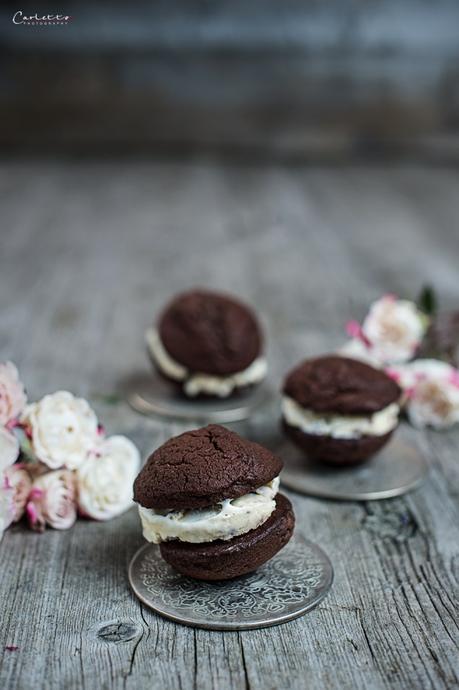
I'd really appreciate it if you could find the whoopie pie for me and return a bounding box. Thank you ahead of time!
[282,355,402,466]
[133,424,294,580]
[145,289,267,398]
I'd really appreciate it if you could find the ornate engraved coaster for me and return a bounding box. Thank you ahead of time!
[280,432,428,501]
[125,369,271,423]
[128,535,333,630]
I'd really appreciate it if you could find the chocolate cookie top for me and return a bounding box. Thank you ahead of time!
[134,424,282,510]
[158,289,262,376]
[283,355,401,415]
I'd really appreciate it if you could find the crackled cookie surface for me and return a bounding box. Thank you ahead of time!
[283,355,401,414]
[134,424,282,510]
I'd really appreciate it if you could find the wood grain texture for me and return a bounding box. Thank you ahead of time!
[0,161,458,690]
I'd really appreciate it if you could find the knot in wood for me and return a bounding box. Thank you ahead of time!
[97,621,139,644]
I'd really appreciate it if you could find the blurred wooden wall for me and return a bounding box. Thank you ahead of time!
[1,0,459,159]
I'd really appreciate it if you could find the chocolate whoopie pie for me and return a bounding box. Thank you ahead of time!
[145,289,267,398]
[282,356,402,466]
[133,424,294,580]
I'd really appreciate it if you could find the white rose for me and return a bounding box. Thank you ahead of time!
[0,361,27,426]
[388,359,459,429]
[21,391,99,470]
[361,295,426,364]
[27,470,77,531]
[0,427,20,472]
[4,465,32,524]
[76,435,140,521]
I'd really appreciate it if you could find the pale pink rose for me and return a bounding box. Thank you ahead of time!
[26,470,77,532]
[21,391,99,470]
[409,379,459,429]
[77,435,140,521]
[4,465,32,523]
[0,474,14,540]
[0,361,27,427]
[386,359,454,391]
[345,295,427,365]
[362,295,426,364]
[388,359,459,429]
[0,426,20,473]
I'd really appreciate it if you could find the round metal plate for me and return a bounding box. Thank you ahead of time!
[125,369,271,423]
[280,431,428,501]
[128,535,333,630]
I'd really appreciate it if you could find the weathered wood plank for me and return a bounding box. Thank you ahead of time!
[2,2,459,157]
[0,162,458,690]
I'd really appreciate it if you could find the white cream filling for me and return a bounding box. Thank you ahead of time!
[138,476,280,544]
[282,396,399,440]
[146,327,267,397]
[145,327,188,380]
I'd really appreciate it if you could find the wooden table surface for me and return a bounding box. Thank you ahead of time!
[0,161,458,690]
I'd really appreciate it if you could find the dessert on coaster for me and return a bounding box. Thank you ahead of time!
[282,355,402,466]
[146,289,267,398]
[133,424,294,580]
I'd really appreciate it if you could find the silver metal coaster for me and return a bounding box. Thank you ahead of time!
[128,535,333,630]
[125,370,271,423]
[280,431,428,501]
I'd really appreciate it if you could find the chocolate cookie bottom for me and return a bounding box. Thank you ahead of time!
[283,421,396,466]
[159,494,295,581]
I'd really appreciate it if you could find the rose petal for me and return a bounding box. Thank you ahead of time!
[21,391,99,470]
[76,435,140,521]
[360,296,427,365]
[3,466,32,523]
[27,470,77,531]
[0,427,20,473]
[0,362,27,427]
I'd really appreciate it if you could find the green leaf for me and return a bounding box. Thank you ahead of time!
[417,284,438,316]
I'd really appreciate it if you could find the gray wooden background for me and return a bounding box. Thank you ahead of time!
[1,0,459,159]
[0,161,458,689]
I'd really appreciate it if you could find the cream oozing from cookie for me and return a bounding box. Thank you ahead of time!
[138,476,280,544]
[282,396,399,439]
[146,327,267,397]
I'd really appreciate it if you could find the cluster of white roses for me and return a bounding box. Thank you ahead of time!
[0,362,140,543]
[340,294,459,430]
